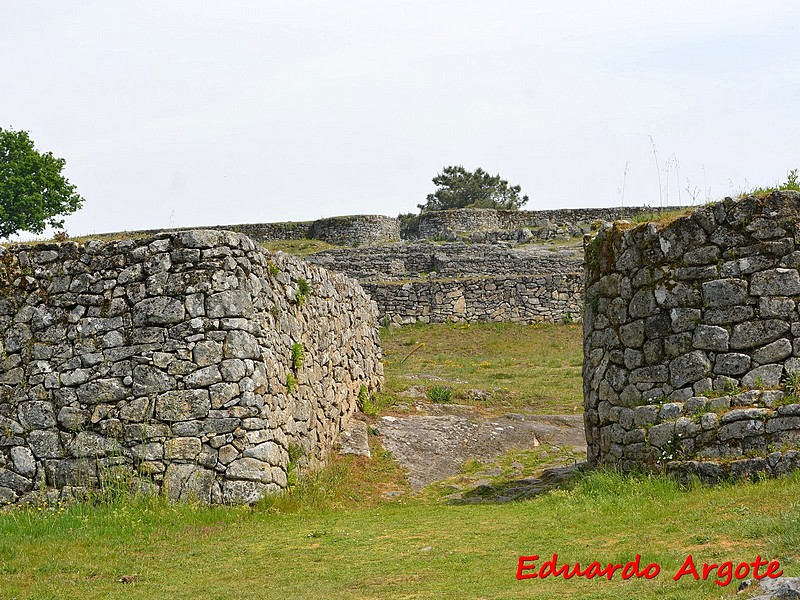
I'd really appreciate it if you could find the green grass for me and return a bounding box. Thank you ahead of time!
[746,168,800,197]
[379,322,584,414]
[261,239,339,256]
[1,455,799,599]
[2,322,800,598]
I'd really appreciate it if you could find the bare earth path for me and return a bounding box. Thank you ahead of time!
[374,403,586,499]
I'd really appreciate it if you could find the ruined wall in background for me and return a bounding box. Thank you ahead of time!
[583,192,800,480]
[0,231,383,505]
[417,206,683,242]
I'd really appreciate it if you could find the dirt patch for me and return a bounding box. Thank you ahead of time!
[375,402,586,493]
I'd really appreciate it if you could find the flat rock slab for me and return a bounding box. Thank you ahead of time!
[337,419,371,458]
[376,408,586,490]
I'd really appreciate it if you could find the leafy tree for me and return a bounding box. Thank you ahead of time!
[0,127,84,238]
[418,165,529,211]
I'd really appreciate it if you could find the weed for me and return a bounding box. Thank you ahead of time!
[290,343,305,371]
[782,371,800,397]
[428,385,453,403]
[267,261,280,278]
[357,384,378,416]
[295,278,311,307]
[286,443,304,487]
[285,372,297,394]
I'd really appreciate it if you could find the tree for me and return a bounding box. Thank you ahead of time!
[418,165,529,212]
[0,127,84,238]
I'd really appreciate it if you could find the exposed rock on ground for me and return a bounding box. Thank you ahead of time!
[375,403,586,496]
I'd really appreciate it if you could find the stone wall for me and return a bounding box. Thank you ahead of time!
[363,274,582,324]
[418,206,683,241]
[307,242,582,281]
[94,215,399,248]
[307,242,584,324]
[583,191,800,479]
[0,230,383,505]
[310,215,400,246]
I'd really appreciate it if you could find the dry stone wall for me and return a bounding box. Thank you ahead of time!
[583,191,800,480]
[308,242,584,324]
[418,206,683,242]
[0,230,383,505]
[95,215,399,248]
[362,274,582,324]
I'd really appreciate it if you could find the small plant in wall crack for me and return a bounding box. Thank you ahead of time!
[291,343,305,371]
[286,372,297,394]
[295,278,311,307]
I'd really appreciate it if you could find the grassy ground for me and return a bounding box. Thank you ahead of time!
[378,322,584,414]
[3,323,799,599]
[1,450,798,599]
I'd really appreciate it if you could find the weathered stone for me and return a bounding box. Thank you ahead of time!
[206,290,253,318]
[164,437,202,460]
[648,422,675,448]
[702,278,748,307]
[242,441,282,465]
[185,366,223,388]
[714,353,751,376]
[759,296,795,318]
[752,338,792,365]
[192,341,223,367]
[76,378,129,404]
[751,268,800,296]
[133,296,186,325]
[163,464,215,502]
[619,320,645,348]
[222,479,277,504]
[132,365,175,396]
[68,431,123,458]
[670,308,701,333]
[18,401,57,429]
[154,390,210,422]
[629,366,669,384]
[692,325,729,351]
[10,446,36,478]
[223,331,261,359]
[226,457,273,483]
[629,290,658,318]
[741,364,784,389]
[28,430,63,458]
[730,319,790,350]
[669,351,711,388]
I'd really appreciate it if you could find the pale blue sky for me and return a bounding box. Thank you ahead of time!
[2,1,799,237]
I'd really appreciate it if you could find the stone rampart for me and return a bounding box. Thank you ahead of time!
[0,230,383,505]
[94,215,399,248]
[583,191,800,479]
[310,215,400,246]
[363,274,582,324]
[418,206,683,241]
[307,242,582,281]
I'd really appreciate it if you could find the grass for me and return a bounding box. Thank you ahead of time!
[746,168,800,197]
[629,207,694,229]
[1,455,799,599]
[2,322,800,598]
[378,322,584,414]
[261,239,339,257]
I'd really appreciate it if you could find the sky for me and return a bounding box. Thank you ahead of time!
[2,1,800,237]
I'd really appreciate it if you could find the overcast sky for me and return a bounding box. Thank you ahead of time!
[3,1,799,237]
